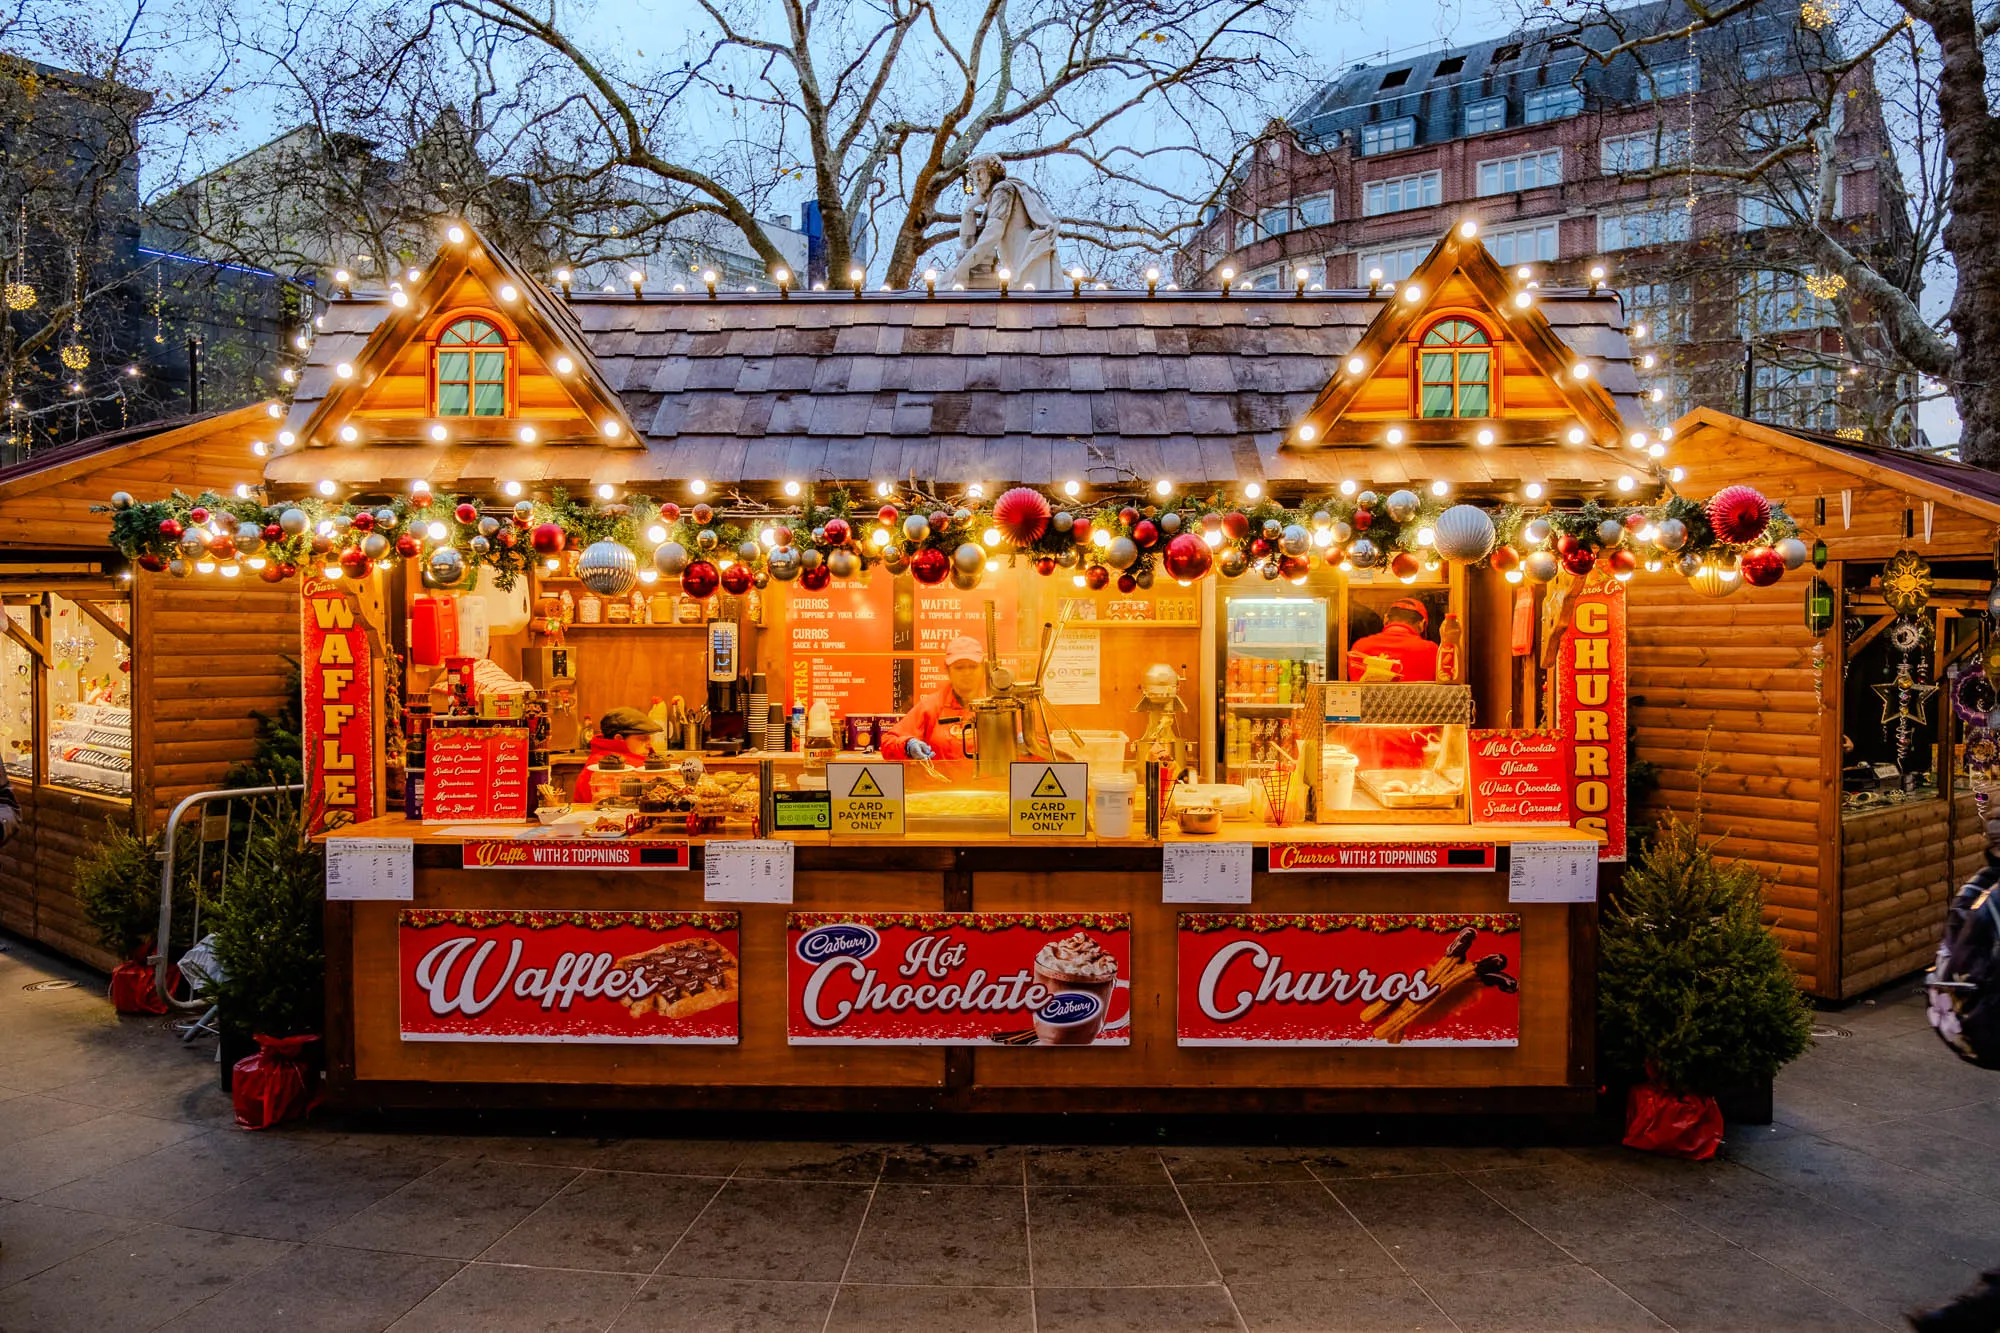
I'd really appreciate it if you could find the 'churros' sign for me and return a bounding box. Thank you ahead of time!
[1557,578,1628,860]
[302,576,372,832]
[1176,914,1521,1047]
[1267,842,1496,872]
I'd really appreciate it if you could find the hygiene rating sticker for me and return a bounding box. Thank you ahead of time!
[828,762,904,837]
[1010,762,1088,837]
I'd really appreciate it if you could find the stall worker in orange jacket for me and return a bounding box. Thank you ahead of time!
[576,707,660,802]
[881,635,987,770]
[1346,598,1439,683]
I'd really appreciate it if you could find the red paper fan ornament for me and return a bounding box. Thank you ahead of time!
[994,487,1051,544]
[1706,486,1772,545]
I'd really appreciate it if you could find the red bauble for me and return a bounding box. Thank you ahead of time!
[209,538,236,560]
[1560,546,1596,576]
[823,517,851,546]
[909,546,951,585]
[1490,546,1521,572]
[1162,532,1213,581]
[720,563,754,595]
[159,518,183,538]
[1131,519,1159,548]
[350,511,375,532]
[395,534,421,558]
[1389,550,1422,579]
[1222,511,1250,539]
[659,502,681,523]
[1352,509,1373,530]
[136,553,166,572]
[1607,548,1639,575]
[189,506,209,524]
[1084,564,1111,590]
[798,564,831,591]
[1034,556,1056,576]
[877,504,899,526]
[681,560,721,598]
[258,563,286,583]
[1071,517,1093,545]
[1555,532,1580,555]
[337,547,369,575]
[774,526,793,548]
[1623,511,1649,531]
[531,522,566,555]
[498,529,516,549]
[692,502,714,525]
[455,502,478,523]
[1706,485,1772,545]
[1249,538,1271,558]
[994,487,1052,544]
[262,523,282,541]
[1740,545,1785,587]
[1279,554,1311,579]
[1118,506,1139,528]
[411,492,431,509]
[1116,573,1138,593]
[278,562,298,578]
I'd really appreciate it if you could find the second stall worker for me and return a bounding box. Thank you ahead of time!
[1346,598,1440,683]
[881,635,987,767]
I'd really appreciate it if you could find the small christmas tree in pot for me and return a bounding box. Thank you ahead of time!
[1599,813,1812,1159]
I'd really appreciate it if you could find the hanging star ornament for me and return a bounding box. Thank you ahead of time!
[1875,661,1940,727]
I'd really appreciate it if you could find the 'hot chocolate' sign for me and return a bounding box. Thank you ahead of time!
[786,912,1131,1045]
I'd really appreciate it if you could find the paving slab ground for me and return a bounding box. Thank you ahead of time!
[2,932,1995,1332]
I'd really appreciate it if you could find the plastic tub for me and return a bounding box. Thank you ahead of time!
[1054,730,1129,774]
[1092,771,1137,838]
[1320,749,1359,816]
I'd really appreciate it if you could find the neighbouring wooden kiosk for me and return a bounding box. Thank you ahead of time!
[0,406,296,970]
[105,225,1806,1114]
[1632,409,2000,1000]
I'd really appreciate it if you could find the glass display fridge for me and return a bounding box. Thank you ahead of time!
[1219,592,1328,793]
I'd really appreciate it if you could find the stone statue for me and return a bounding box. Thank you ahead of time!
[948,154,1060,291]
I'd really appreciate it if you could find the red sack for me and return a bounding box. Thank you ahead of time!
[108,961,167,1016]
[1622,1082,1724,1160]
[231,1034,320,1130]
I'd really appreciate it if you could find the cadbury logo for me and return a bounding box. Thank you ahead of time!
[1036,991,1102,1026]
[797,923,879,964]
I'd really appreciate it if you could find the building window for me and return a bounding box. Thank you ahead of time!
[1752,364,1843,429]
[1744,100,1840,150]
[1598,200,1690,251]
[1737,269,1837,335]
[1297,195,1333,227]
[1741,41,1789,81]
[1476,149,1563,195]
[1483,220,1561,265]
[1356,244,1430,283]
[435,317,508,416]
[1601,129,1690,174]
[1523,84,1583,124]
[1260,208,1291,239]
[1234,217,1256,249]
[1418,318,1494,418]
[1359,118,1417,156]
[1636,58,1700,101]
[1464,97,1507,135]
[1617,281,1691,342]
[0,592,133,802]
[1363,171,1441,216]
[1250,269,1284,291]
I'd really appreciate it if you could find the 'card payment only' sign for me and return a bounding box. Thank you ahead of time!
[1010,763,1087,836]
[828,762,904,836]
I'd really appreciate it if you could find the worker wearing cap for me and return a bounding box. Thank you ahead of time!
[1346,598,1440,683]
[881,635,987,768]
[577,706,661,802]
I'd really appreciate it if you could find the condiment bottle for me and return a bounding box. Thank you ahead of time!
[1438,613,1463,683]
[577,588,603,625]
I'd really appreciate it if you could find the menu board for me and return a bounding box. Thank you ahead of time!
[423,727,530,823]
[785,574,895,715]
[1467,730,1569,825]
[913,578,1018,695]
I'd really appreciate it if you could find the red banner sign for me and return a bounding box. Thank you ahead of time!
[302,576,373,832]
[1176,914,1521,1047]
[424,728,530,823]
[1267,842,1496,872]
[787,912,1131,1046]
[399,909,737,1044]
[459,838,691,871]
[1467,730,1570,824]
[1557,578,1628,860]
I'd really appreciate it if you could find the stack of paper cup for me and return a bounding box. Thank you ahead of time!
[1321,747,1359,811]
[747,674,768,752]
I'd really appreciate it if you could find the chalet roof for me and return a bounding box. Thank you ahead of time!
[0,403,272,500]
[266,277,1648,498]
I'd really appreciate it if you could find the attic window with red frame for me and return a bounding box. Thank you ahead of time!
[1417,317,1493,418]
[435,317,507,416]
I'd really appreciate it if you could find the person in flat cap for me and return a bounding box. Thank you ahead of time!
[881,634,987,771]
[1346,597,1440,683]
[577,706,661,802]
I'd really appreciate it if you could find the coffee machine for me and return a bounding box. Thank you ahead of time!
[521,643,581,751]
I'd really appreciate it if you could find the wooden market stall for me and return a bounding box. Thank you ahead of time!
[102,222,1764,1116]
[0,405,298,969]
[1630,408,2000,1000]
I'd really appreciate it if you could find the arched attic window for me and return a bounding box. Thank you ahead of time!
[1416,317,1494,419]
[434,316,509,416]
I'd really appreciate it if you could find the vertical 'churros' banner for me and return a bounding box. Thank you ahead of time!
[1556,577,1627,861]
[302,575,374,833]
[1175,914,1521,1047]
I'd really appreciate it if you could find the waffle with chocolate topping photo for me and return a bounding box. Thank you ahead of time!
[615,937,741,1020]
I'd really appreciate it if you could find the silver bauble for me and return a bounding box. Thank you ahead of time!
[1259,561,1282,581]
[1262,518,1283,540]
[477,515,500,537]
[1431,505,1496,562]
[1523,517,1553,546]
[1218,548,1249,578]
[753,570,770,589]
[513,500,534,523]
[1105,536,1139,570]
[1775,536,1809,570]
[827,548,860,580]
[110,491,133,510]
[1329,520,1353,544]
[696,528,718,549]
[1281,524,1309,556]
[235,522,264,555]
[279,508,309,536]
[903,514,931,543]
[1133,567,1155,589]
[374,507,397,530]
[881,548,908,574]
[577,539,639,596]
[811,526,827,544]
[738,541,760,563]
[1357,490,1379,510]
[800,549,823,571]
[1988,586,2000,619]
[1676,552,1703,578]
[1160,511,1182,534]
[1052,511,1074,533]
[427,546,465,585]
[952,543,983,575]
[1597,518,1626,547]
[953,507,972,525]
[1523,549,1560,583]
[168,558,188,578]
[767,547,801,580]
[332,515,352,533]
[1312,510,1332,529]
[470,535,491,555]
[950,566,981,590]
[1348,537,1380,568]
[361,532,390,559]
[1385,489,1420,523]
[653,541,690,576]
[1056,548,1079,569]
[1653,518,1688,552]
[178,534,205,558]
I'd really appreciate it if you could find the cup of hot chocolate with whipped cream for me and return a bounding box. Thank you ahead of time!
[1032,931,1127,1044]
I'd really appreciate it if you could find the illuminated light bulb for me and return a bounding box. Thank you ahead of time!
[413,479,431,495]
[647,524,670,544]
[503,480,523,498]
[1513,291,1532,309]
[1338,558,1353,572]
[252,441,270,458]
[220,564,240,578]
[1516,265,1532,280]
[1589,265,1606,281]
[196,560,216,575]
[555,356,574,374]
[1505,569,1524,584]
[783,480,801,497]
[1293,575,1309,586]
[1567,426,1586,445]
[1669,466,1686,483]
[1297,423,1317,442]
[967,483,984,499]
[498,284,518,302]
[596,484,614,500]
[1203,529,1223,548]
[1092,529,1111,549]
[1367,267,1383,282]
[1430,480,1449,497]
[1155,478,1173,497]
[1637,524,1659,543]
[317,520,334,536]
[428,423,447,442]
[278,430,296,447]
[1525,482,1545,500]
[234,483,252,499]
[1313,528,1333,548]
[1386,428,1405,445]
[1649,388,1665,402]
[1719,567,1739,584]
[985,559,999,572]
[1475,428,1494,446]
[316,479,337,496]
[1641,353,1656,369]
[1399,571,1417,585]
[772,268,790,286]
[1660,425,1675,440]
[1063,479,1081,498]
[1648,442,1667,458]
[602,420,621,438]
[1402,285,1423,303]
[267,402,284,417]
[1345,356,1366,375]
[322,565,341,580]
[1245,482,1262,500]
[248,557,267,570]
[875,480,891,498]
[1645,558,1663,573]
[1457,219,1479,239]
[1632,322,1648,339]
[446,225,466,243]
[1339,479,1357,496]
[1571,362,1590,379]
[689,479,707,495]
[427,521,448,540]
[1416,526,1436,547]
[390,291,408,308]
[1073,574,1087,588]
[982,527,1002,548]
[519,426,538,443]
[1629,431,1648,448]
[281,368,296,384]
[334,268,351,285]
[338,425,358,442]
[544,557,559,572]
[1616,475,1636,492]
[870,528,890,548]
